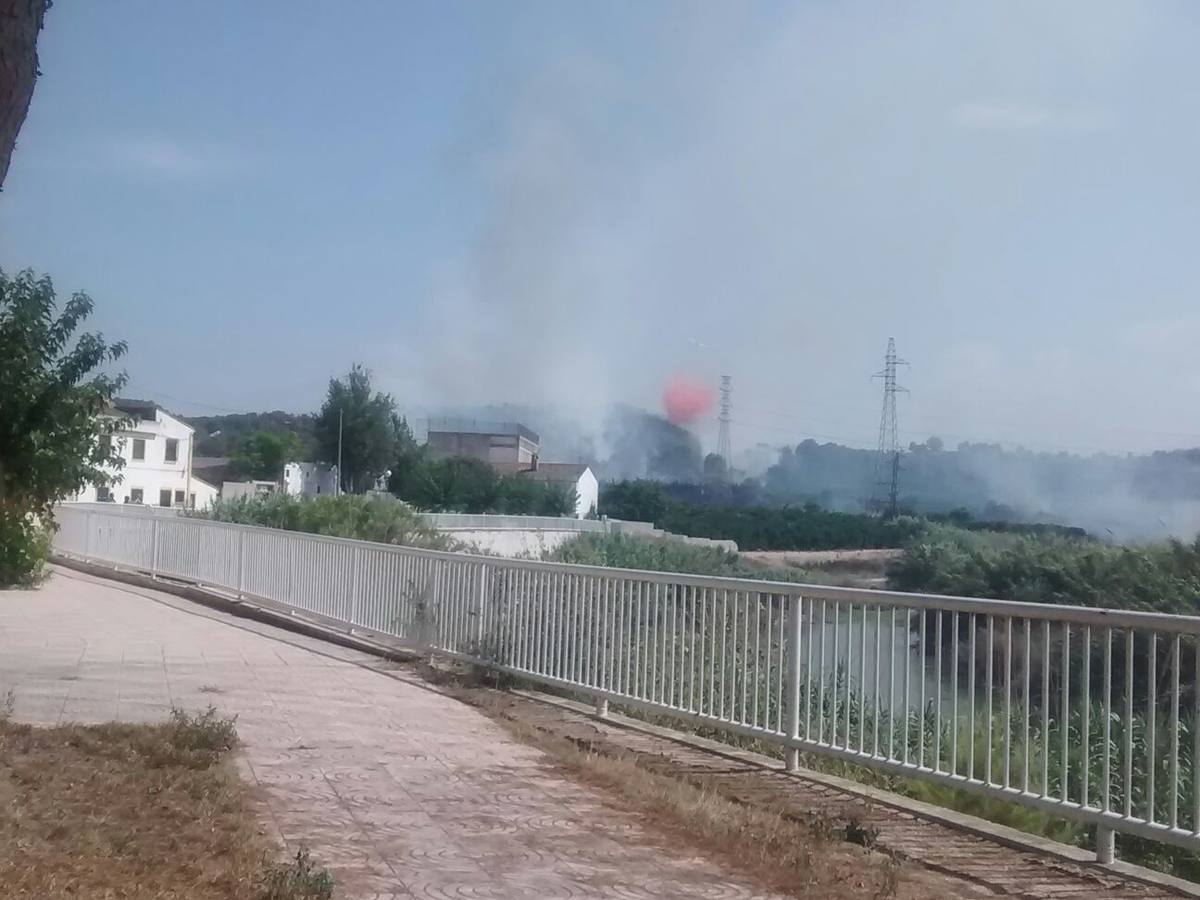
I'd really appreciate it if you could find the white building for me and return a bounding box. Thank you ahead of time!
[491,461,599,519]
[74,399,219,509]
[282,461,339,498]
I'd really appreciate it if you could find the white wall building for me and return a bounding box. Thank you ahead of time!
[282,461,339,498]
[73,399,219,509]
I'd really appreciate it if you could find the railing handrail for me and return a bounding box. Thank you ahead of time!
[67,504,1200,634]
[51,502,1200,861]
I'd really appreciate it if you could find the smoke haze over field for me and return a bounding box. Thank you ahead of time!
[5,4,1200,535]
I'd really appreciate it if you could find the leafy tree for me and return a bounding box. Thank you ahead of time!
[389,449,576,516]
[598,480,670,524]
[702,452,728,483]
[188,410,317,459]
[0,270,126,583]
[231,430,301,480]
[314,365,398,493]
[494,474,576,516]
[0,0,50,190]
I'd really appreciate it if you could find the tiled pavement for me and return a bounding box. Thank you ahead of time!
[1,568,807,899]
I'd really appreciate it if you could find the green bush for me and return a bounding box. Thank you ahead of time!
[194,493,450,549]
[391,453,577,516]
[0,507,52,587]
[599,481,925,551]
[888,524,1200,615]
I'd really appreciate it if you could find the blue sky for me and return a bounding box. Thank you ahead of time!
[3,1,1200,454]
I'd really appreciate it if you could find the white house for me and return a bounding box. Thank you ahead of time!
[282,461,339,498]
[73,399,219,509]
[491,461,599,519]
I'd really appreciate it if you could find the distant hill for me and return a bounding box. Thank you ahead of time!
[187,411,318,460]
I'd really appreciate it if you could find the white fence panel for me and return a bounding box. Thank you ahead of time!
[49,503,1200,862]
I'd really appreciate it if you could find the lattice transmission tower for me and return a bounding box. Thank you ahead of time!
[871,338,908,517]
[716,375,732,481]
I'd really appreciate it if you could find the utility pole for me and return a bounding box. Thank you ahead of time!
[337,408,344,496]
[716,375,732,483]
[870,338,908,517]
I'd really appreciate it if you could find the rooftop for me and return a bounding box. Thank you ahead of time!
[491,461,590,483]
[426,418,539,444]
[111,398,162,420]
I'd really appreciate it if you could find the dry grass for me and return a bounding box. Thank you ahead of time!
[457,684,907,899]
[0,706,332,899]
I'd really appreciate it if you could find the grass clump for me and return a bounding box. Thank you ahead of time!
[0,705,335,899]
[261,848,335,899]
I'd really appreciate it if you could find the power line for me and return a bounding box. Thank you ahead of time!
[870,338,908,517]
[716,375,732,481]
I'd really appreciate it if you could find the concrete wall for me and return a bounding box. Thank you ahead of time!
[422,513,737,558]
[427,431,536,464]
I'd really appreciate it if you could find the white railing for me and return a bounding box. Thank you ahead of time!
[52,504,1200,863]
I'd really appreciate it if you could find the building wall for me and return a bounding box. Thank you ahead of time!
[574,469,599,519]
[428,430,537,464]
[422,511,737,557]
[222,481,277,502]
[75,410,214,509]
[282,462,338,498]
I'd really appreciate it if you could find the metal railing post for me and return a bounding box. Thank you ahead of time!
[83,510,93,560]
[348,546,361,626]
[475,563,487,654]
[785,594,804,772]
[1096,826,1115,864]
[236,529,245,598]
[150,517,160,577]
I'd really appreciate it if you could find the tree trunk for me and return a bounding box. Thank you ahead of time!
[0,0,47,191]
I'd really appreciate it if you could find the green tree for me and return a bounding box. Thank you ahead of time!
[598,479,670,524]
[314,365,399,494]
[231,430,301,480]
[702,452,728,483]
[0,270,127,584]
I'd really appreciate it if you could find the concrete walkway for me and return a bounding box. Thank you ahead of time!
[0,568,789,900]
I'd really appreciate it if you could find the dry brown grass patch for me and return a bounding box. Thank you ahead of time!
[0,707,331,899]
[463,688,907,899]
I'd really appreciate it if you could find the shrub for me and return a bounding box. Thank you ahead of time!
[195,493,450,549]
[598,481,925,551]
[887,524,1200,615]
[260,848,334,900]
[0,508,52,587]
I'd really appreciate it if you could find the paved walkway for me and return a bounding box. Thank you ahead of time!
[0,569,790,900]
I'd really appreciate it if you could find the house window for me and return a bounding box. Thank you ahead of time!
[96,486,112,502]
[159,489,172,507]
[174,490,185,505]
[133,438,146,461]
[129,488,144,504]
[98,434,112,456]
[165,438,179,463]
[188,493,196,509]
